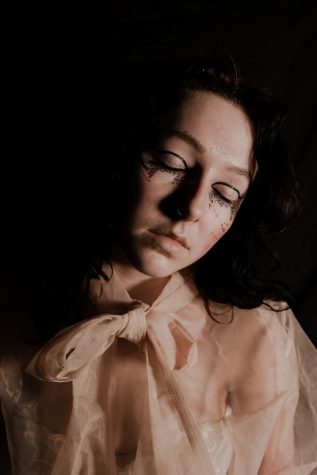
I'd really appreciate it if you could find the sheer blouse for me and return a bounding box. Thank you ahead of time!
[1,269,316,474]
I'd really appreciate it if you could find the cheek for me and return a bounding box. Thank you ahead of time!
[199,211,234,254]
[134,172,164,210]
[194,231,221,262]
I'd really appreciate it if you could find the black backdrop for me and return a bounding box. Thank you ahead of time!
[2,1,317,345]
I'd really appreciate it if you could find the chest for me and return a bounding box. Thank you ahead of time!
[112,338,230,454]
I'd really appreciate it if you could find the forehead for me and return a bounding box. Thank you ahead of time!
[174,91,254,169]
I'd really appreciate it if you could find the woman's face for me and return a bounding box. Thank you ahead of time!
[116,91,254,278]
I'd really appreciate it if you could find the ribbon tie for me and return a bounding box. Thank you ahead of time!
[26,300,197,382]
[23,271,215,474]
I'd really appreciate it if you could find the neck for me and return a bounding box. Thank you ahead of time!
[110,248,170,305]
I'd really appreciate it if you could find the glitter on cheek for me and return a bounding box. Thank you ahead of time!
[221,222,230,234]
[171,173,185,185]
[209,189,236,218]
[208,191,215,209]
[209,189,231,209]
[143,163,158,180]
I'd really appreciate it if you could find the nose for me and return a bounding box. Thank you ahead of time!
[177,175,211,222]
[160,168,211,222]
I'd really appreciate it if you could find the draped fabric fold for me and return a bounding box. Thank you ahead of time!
[1,269,317,474]
[25,301,198,382]
[24,273,211,474]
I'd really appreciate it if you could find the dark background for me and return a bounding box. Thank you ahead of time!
[2,1,317,344]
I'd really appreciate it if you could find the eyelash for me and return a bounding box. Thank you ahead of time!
[210,188,235,207]
[144,158,186,184]
[149,159,186,173]
[149,158,186,173]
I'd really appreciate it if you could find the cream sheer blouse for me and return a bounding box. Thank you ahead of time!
[1,269,317,474]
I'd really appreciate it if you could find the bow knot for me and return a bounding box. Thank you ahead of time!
[118,303,149,344]
[26,301,197,382]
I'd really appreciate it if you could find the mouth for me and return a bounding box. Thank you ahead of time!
[149,228,189,250]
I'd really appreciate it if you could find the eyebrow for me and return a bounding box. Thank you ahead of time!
[171,129,252,182]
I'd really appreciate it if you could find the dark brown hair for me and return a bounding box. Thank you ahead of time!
[35,51,300,339]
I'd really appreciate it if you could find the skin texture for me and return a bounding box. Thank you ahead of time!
[112,91,254,302]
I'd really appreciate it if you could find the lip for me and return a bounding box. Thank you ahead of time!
[149,229,189,250]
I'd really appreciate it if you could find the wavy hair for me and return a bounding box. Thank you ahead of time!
[102,52,299,305]
[36,51,300,339]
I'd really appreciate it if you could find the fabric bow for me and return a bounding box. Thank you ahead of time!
[22,272,217,474]
[26,301,197,382]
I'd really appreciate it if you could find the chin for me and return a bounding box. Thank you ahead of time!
[127,246,184,278]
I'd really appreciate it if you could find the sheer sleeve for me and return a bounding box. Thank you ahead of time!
[227,304,317,474]
[0,403,12,475]
[290,310,317,474]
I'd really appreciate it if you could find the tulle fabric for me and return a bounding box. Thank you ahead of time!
[0,269,316,474]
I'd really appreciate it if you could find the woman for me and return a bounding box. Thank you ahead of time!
[1,53,316,474]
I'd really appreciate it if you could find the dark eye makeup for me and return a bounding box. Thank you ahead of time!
[213,182,242,200]
[141,150,187,184]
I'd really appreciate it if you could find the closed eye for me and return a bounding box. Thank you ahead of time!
[148,159,186,173]
[213,182,242,201]
[140,151,187,184]
[212,188,233,204]
[155,150,188,171]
